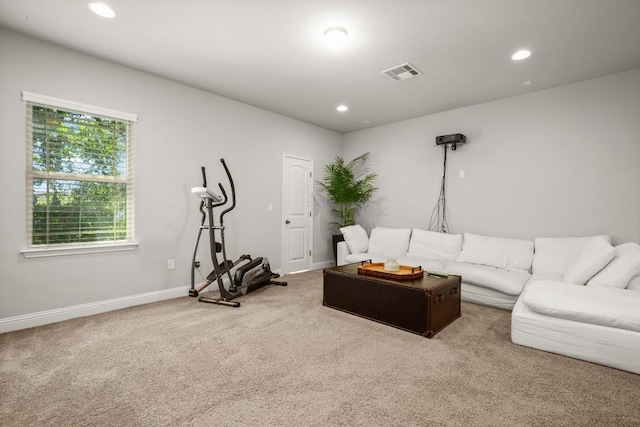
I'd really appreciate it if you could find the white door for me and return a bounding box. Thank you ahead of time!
[282,154,313,274]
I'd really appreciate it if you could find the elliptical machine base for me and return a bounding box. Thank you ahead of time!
[198,257,286,307]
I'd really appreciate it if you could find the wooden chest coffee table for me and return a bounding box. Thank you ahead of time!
[323,263,461,338]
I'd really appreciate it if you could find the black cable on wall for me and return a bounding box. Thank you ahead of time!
[428,145,449,233]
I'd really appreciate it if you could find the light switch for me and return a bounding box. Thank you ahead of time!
[459,170,465,178]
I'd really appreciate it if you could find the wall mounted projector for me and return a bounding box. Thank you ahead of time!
[435,133,466,150]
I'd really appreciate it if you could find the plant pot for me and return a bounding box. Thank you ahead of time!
[332,234,345,265]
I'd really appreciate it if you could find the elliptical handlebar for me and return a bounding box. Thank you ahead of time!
[215,183,228,207]
[219,158,236,223]
[196,166,228,207]
[200,166,207,187]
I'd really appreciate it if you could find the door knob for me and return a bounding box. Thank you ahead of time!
[285,220,291,224]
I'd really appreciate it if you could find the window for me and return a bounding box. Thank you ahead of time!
[22,92,137,254]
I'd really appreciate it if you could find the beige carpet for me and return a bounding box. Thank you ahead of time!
[1,269,639,426]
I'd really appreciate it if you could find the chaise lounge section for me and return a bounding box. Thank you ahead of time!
[512,236,640,374]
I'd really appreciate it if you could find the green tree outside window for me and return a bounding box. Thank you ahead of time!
[29,105,132,245]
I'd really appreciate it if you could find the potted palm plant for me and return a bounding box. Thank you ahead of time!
[318,152,377,261]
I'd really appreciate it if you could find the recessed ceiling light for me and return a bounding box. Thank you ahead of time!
[336,105,348,112]
[323,27,348,51]
[511,49,531,61]
[88,2,116,19]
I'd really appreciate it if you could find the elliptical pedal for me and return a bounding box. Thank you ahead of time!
[206,259,234,281]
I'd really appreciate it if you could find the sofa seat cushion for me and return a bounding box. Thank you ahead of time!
[344,252,387,264]
[397,256,448,274]
[522,281,640,333]
[455,232,534,271]
[446,262,531,296]
[406,229,462,262]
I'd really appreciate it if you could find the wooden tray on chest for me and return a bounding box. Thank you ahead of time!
[357,262,424,280]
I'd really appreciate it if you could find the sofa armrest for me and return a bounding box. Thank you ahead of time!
[337,241,351,266]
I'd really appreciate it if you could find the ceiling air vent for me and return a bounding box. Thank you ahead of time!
[381,62,422,82]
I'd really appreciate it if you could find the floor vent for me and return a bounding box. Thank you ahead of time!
[381,62,422,82]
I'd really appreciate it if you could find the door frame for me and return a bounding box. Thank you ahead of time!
[281,153,314,274]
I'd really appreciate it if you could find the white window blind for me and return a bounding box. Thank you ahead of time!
[23,92,136,248]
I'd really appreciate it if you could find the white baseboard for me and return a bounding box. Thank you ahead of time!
[312,260,334,270]
[0,285,189,334]
[274,261,333,277]
[1,263,334,334]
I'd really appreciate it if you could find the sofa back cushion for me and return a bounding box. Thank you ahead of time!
[407,229,462,262]
[455,232,534,271]
[587,242,640,289]
[628,276,640,292]
[339,224,369,254]
[367,227,411,259]
[533,235,612,275]
[561,236,615,285]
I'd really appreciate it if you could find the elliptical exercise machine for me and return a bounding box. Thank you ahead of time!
[188,158,286,307]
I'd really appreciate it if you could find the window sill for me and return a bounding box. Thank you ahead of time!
[20,242,139,258]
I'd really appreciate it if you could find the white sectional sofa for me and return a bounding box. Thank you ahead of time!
[337,225,534,309]
[336,225,640,374]
[512,236,640,374]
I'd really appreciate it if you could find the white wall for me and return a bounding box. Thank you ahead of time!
[343,69,640,244]
[0,29,341,320]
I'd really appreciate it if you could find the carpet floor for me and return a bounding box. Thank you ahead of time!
[1,269,639,426]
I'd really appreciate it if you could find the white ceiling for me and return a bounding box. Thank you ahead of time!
[1,0,640,133]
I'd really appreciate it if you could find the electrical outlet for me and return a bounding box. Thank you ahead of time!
[194,255,200,268]
[168,259,176,270]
